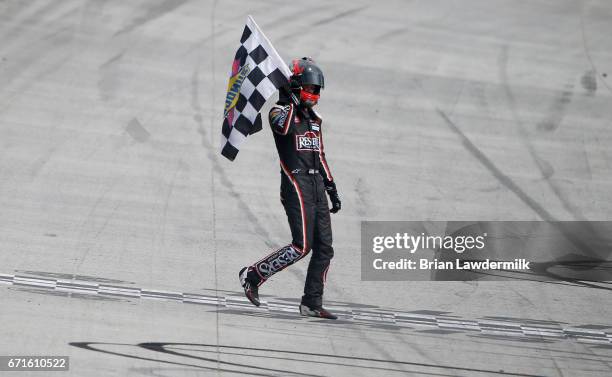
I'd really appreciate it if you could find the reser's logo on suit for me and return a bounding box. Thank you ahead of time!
[256,245,303,278]
[296,131,320,151]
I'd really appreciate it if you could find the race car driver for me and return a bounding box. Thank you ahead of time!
[239,57,341,320]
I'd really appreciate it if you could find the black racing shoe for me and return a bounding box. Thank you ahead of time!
[299,304,337,320]
[239,267,260,307]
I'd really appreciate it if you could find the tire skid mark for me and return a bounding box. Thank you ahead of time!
[580,69,597,96]
[113,0,189,36]
[436,109,609,265]
[0,2,81,111]
[579,2,612,94]
[0,1,61,51]
[312,5,368,27]
[498,44,587,221]
[536,82,574,133]
[273,5,354,43]
[437,109,555,222]
[354,177,375,217]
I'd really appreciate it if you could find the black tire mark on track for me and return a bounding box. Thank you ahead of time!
[69,341,549,377]
[114,0,189,37]
[260,4,330,32]
[536,83,574,133]
[437,108,556,221]
[437,109,610,266]
[0,1,64,51]
[579,2,612,94]
[580,69,597,96]
[354,177,373,217]
[498,44,587,221]
[162,345,464,377]
[70,342,282,377]
[312,6,368,27]
[275,5,366,43]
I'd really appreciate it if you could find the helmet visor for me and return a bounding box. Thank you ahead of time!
[302,84,321,95]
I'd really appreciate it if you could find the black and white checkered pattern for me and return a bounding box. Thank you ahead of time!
[221,16,292,161]
[3,272,612,345]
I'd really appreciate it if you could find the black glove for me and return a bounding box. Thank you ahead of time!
[279,78,302,106]
[325,181,341,214]
[290,77,301,91]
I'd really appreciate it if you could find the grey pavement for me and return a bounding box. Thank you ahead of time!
[1,0,611,376]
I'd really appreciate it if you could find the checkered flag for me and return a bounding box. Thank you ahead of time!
[220,15,292,161]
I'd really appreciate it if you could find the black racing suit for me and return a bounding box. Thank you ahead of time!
[246,100,335,308]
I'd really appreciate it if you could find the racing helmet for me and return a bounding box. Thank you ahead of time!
[290,57,324,107]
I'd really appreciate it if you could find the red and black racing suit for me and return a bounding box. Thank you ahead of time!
[246,100,335,308]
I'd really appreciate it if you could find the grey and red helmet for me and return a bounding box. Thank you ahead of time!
[290,57,324,106]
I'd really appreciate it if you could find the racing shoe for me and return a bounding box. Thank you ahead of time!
[299,304,338,320]
[239,267,260,307]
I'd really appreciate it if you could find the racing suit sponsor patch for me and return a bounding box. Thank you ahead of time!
[270,105,289,126]
[256,245,303,278]
[295,131,320,152]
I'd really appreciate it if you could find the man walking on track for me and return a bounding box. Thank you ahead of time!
[239,57,342,320]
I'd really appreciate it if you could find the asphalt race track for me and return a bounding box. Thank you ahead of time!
[1,1,611,376]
